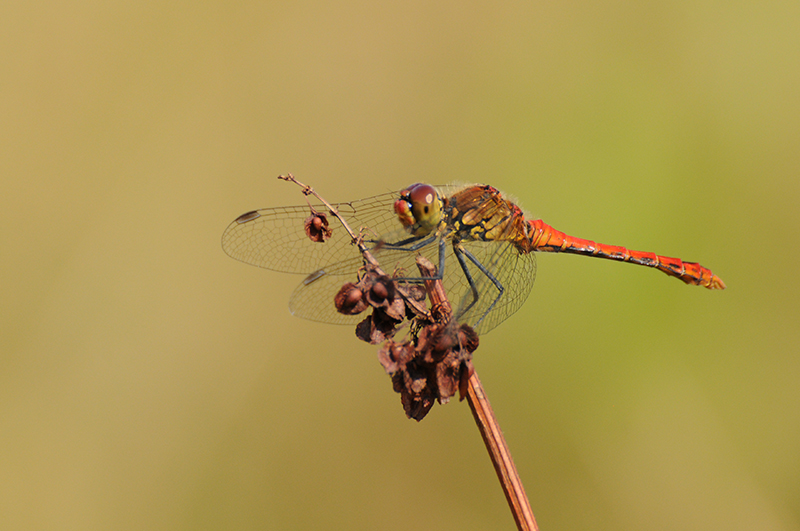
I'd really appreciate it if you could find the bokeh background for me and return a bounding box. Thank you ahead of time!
[2,2,798,530]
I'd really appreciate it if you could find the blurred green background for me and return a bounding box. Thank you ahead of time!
[2,1,798,530]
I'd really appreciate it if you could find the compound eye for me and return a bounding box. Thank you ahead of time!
[407,183,437,216]
[396,183,441,234]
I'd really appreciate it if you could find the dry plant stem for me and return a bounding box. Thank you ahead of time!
[417,258,537,531]
[467,373,538,531]
[278,173,429,318]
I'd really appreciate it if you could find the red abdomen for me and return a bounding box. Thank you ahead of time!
[523,219,725,289]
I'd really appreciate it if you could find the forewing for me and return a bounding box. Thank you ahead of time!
[223,183,483,327]
[221,191,401,274]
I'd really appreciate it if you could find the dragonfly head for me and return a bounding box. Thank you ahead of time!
[394,183,443,236]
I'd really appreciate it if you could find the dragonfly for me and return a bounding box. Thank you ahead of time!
[222,183,725,335]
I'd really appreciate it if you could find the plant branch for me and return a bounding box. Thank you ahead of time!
[417,257,537,530]
[467,373,538,531]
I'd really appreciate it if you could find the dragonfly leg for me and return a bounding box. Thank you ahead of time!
[370,233,438,253]
[453,244,480,316]
[382,237,447,283]
[455,243,505,330]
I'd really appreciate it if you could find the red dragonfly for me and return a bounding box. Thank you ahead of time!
[222,183,724,334]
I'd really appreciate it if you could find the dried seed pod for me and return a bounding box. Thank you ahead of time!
[376,321,477,420]
[334,283,368,315]
[303,211,332,242]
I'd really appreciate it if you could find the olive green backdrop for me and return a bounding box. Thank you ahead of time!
[2,2,798,530]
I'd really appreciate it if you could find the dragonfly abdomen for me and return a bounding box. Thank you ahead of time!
[522,219,725,289]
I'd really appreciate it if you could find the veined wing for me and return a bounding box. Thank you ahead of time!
[223,183,535,332]
[286,234,447,325]
[221,185,462,276]
[451,239,536,335]
[287,227,536,334]
[221,190,401,275]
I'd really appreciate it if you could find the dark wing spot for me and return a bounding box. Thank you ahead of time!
[302,269,327,285]
[235,210,261,224]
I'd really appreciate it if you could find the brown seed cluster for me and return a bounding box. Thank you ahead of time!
[333,264,478,421]
[334,268,425,344]
[302,207,478,421]
[377,323,477,421]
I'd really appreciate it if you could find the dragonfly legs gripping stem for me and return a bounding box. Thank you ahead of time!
[369,235,447,284]
[453,242,505,331]
[370,232,507,330]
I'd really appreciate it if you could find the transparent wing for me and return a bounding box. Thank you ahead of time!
[286,230,536,334]
[223,183,535,333]
[450,240,536,335]
[221,185,462,275]
[288,269,365,326]
[286,229,444,325]
[221,191,401,275]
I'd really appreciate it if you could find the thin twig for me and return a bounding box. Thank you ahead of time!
[418,258,537,531]
[278,173,380,267]
[467,373,538,531]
